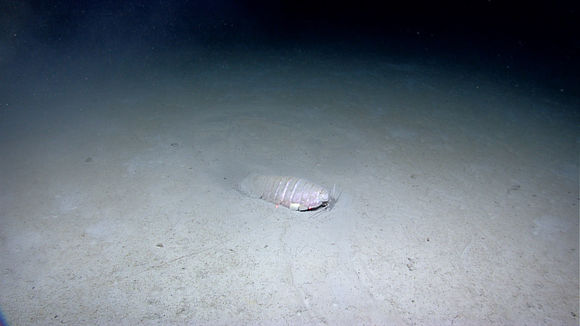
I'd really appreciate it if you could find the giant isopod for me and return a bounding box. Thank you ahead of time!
[239,174,332,211]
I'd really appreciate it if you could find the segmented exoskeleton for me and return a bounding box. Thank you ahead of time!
[239,174,331,211]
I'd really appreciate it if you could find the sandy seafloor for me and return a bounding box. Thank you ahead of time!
[0,46,578,325]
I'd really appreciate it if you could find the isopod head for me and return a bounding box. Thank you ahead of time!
[302,187,330,211]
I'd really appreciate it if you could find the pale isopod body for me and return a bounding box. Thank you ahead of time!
[239,174,330,211]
